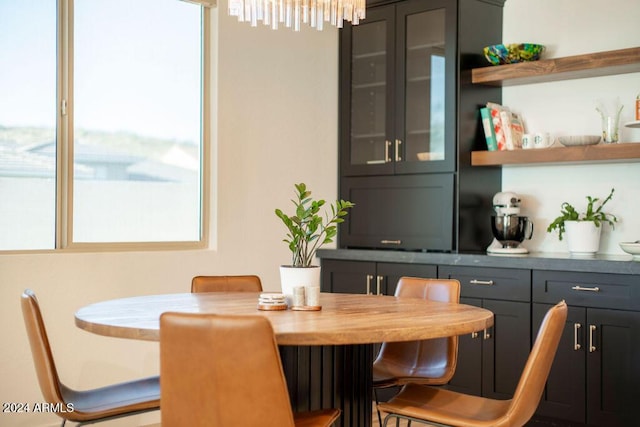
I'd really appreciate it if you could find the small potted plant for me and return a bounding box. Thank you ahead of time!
[275,183,354,299]
[546,188,617,255]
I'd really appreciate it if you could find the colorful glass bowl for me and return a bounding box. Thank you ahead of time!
[483,43,545,65]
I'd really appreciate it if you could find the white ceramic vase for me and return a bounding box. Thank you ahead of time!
[279,265,321,306]
[564,221,602,255]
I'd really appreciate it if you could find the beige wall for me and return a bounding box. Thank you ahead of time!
[2,1,640,426]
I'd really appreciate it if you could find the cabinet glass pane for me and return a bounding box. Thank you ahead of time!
[350,20,387,165]
[405,9,445,163]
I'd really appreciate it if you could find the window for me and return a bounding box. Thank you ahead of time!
[0,0,210,251]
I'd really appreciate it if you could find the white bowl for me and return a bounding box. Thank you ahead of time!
[619,242,640,259]
[558,135,601,146]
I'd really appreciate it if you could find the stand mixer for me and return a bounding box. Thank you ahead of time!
[486,192,534,255]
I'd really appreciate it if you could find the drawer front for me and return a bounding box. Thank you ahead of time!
[533,270,640,311]
[439,266,531,302]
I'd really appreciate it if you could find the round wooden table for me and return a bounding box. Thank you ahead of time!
[75,292,493,345]
[75,292,493,427]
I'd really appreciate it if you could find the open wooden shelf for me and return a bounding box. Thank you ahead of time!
[472,47,640,86]
[471,142,640,166]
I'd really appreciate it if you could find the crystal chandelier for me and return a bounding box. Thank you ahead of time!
[228,0,366,31]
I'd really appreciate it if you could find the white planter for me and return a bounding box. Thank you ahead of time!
[564,221,602,255]
[279,265,321,306]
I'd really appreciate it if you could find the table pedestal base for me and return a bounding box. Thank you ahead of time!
[280,344,374,427]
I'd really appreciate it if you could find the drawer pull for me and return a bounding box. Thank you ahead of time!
[571,285,600,292]
[589,325,597,353]
[380,240,402,245]
[574,323,581,350]
[471,331,479,339]
[470,279,494,286]
[366,274,373,295]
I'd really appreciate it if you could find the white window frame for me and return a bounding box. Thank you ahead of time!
[38,0,212,253]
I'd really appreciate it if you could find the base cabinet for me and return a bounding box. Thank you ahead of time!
[532,271,640,427]
[439,266,531,399]
[320,259,437,296]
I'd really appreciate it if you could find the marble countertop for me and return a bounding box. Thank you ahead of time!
[317,249,640,275]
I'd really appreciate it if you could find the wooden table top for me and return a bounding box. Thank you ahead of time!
[75,292,494,346]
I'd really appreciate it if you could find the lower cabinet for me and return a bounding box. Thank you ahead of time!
[532,271,640,427]
[319,257,640,426]
[439,265,531,399]
[320,259,437,296]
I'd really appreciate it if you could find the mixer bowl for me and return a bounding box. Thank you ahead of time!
[491,215,533,247]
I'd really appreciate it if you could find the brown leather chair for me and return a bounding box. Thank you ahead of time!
[378,300,568,427]
[190,274,263,293]
[21,289,160,426]
[160,312,340,427]
[373,277,460,423]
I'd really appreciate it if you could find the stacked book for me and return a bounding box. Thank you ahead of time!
[480,102,525,151]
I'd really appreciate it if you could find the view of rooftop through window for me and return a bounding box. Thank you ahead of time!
[0,0,205,250]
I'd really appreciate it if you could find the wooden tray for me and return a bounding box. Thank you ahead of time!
[291,305,322,311]
[257,303,288,311]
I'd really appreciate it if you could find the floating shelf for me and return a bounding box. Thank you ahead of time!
[471,143,640,166]
[472,47,640,86]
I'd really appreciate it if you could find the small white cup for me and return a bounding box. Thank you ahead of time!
[534,133,553,149]
[521,133,534,150]
[305,286,320,307]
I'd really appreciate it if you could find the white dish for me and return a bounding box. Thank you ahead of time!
[619,242,640,260]
[558,135,601,147]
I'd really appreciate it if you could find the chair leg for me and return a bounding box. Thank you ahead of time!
[374,388,384,427]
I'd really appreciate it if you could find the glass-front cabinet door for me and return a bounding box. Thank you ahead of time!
[341,6,395,176]
[395,0,455,174]
[340,0,455,176]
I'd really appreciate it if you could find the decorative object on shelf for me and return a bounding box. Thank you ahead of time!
[619,241,640,260]
[483,43,545,65]
[533,132,553,149]
[557,135,601,147]
[547,188,617,255]
[228,0,366,31]
[597,104,623,143]
[275,183,354,304]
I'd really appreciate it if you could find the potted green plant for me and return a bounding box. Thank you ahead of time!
[546,188,617,255]
[275,183,354,301]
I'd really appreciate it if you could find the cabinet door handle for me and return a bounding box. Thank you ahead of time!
[366,274,373,295]
[571,285,600,292]
[376,275,383,295]
[471,331,479,339]
[589,324,597,353]
[470,279,494,286]
[385,140,392,163]
[483,329,491,340]
[380,240,402,245]
[394,139,402,162]
[574,323,582,350]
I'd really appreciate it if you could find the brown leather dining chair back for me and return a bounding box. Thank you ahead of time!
[160,312,340,427]
[378,300,568,427]
[21,289,160,426]
[372,277,460,424]
[191,275,263,293]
